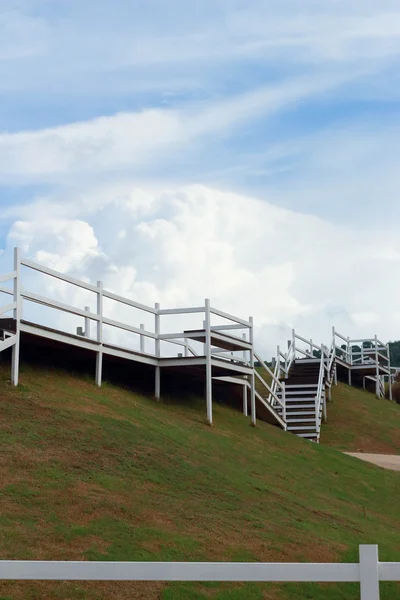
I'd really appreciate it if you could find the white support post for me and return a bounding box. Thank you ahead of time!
[184,339,189,358]
[249,316,256,427]
[155,303,160,400]
[242,332,248,416]
[85,306,91,339]
[375,334,379,398]
[310,338,313,356]
[347,337,351,365]
[348,367,352,387]
[11,247,21,387]
[205,299,213,425]
[281,381,286,426]
[242,383,248,416]
[359,545,380,600]
[95,281,103,388]
[387,343,393,401]
[140,324,145,354]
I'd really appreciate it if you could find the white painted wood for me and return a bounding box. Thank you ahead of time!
[157,307,204,315]
[140,324,145,353]
[243,382,248,416]
[23,290,100,321]
[209,307,250,327]
[0,335,17,352]
[96,352,103,388]
[0,302,17,316]
[21,258,99,293]
[205,298,213,425]
[0,271,17,284]
[0,559,360,582]
[359,545,380,600]
[155,303,161,399]
[249,316,256,426]
[0,284,13,296]
[375,335,380,397]
[84,306,91,339]
[103,316,157,339]
[11,248,21,387]
[102,289,156,314]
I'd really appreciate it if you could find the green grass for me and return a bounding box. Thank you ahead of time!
[322,382,400,453]
[0,362,400,599]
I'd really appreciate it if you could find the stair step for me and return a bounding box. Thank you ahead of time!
[287,425,317,431]
[286,410,316,416]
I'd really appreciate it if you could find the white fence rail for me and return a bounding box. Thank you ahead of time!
[0,546,397,598]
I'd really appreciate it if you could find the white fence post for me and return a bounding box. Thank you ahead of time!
[140,324,145,354]
[11,247,21,387]
[387,343,393,401]
[84,307,91,339]
[242,332,248,416]
[205,299,213,425]
[96,281,103,387]
[249,316,256,427]
[375,334,380,397]
[359,545,380,600]
[155,303,161,400]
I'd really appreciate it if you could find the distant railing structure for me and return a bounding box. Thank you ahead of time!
[0,545,397,599]
[332,327,392,400]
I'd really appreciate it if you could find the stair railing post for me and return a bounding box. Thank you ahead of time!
[375,334,379,397]
[84,306,91,338]
[11,247,21,387]
[387,343,392,401]
[281,381,286,428]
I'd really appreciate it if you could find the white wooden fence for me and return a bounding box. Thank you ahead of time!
[0,546,399,599]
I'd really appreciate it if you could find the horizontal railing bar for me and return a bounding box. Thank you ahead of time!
[0,285,13,296]
[334,331,348,342]
[0,302,16,316]
[0,561,360,582]
[158,307,204,315]
[209,307,250,327]
[21,258,99,293]
[210,324,246,332]
[22,291,100,321]
[379,563,400,580]
[0,271,16,284]
[0,335,17,352]
[159,332,192,341]
[294,334,321,351]
[103,290,156,314]
[102,317,156,339]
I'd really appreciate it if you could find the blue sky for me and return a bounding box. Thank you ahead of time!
[1,0,400,352]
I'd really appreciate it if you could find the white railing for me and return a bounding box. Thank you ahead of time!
[280,330,322,378]
[254,350,286,423]
[0,545,397,598]
[314,350,326,441]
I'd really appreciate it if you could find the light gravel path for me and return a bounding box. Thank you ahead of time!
[345,453,400,471]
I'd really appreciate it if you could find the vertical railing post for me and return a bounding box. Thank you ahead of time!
[249,316,256,427]
[387,343,393,401]
[375,334,379,398]
[140,324,145,354]
[184,338,189,358]
[205,299,212,425]
[242,332,248,416]
[11,247,21,387]
[95,281,103,387]
[155,303,160,400]
[309,338,313,356]
[281,381,286,428]
[85,306,91,339]
[359,545,380,600]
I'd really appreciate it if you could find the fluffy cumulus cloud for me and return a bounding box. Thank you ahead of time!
[2,184,400,357]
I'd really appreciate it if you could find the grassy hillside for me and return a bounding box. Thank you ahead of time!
[322,383,400,453]
[1,362,400,600]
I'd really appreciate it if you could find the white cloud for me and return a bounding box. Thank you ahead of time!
[2,184,400,356]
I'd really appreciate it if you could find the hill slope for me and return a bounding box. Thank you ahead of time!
[322,383,400,453]
[0,362,400,600]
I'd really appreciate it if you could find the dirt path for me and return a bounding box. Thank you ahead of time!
[345,453,400,471]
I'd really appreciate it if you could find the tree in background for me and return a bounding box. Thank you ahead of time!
[389,341,400,367]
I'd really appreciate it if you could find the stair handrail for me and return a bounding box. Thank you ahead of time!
[314,352,325,440]
[253,351,286,415]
